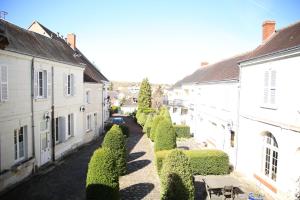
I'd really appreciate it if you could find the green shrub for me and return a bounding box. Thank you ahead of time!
[185,150,229,175]
[102,125,127,176]
[173,125,191,138]
[119,124,129,138]
[86,148,119,200]
[150,115,164,141]
[155,149,229,175]
[137,112,147,127]
[160,149,194,200]
[154,119,176,152]
[159,106,172,124]
[143,114,154,136]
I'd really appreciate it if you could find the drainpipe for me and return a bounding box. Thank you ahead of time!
[51,66,55,162]
[31,57,36,170]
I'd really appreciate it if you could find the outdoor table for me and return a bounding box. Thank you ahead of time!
[202,176,241,199]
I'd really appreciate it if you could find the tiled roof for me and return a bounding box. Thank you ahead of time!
[2,19,83,66]
[173,52,251,88]
[246,20,300,60]
[1,19,109,83]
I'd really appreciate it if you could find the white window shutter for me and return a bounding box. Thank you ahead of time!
[43,71,47,98]
[71,74,75,96]
[34,70,38,98]
[0,66,8,101]
[264,71,269,104]
[270,70,276,104]
[47,70,52,98]
[63,73,68,96]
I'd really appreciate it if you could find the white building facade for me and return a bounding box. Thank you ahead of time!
[237,21,300,200]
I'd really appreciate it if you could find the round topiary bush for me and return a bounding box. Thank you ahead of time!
[150,115,164,141]
[102,125,127,176]
[160,149,195,200]
[86,147,119,200]
[143,114,154,136]
[154,119,176,152]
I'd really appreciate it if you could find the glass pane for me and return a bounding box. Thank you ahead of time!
[68,75,71,94]
[41,133,47,150]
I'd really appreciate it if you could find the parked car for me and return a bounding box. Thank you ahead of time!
[104,117,129,137]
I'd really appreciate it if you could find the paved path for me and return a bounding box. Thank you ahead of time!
[120,117,160,200]
[0,138,103,200]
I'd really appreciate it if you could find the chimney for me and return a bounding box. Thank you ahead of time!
[67,33,76,50]
[201,61,209,67]
[262,20,275,43]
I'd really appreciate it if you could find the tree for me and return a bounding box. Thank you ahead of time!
[138,78,152,112]
[152,85,164,109]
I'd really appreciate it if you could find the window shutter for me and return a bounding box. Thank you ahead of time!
[63,73,68,96]
[59,117,66,142]
[263,71,269,104]
[0,66,8,101]
[47,70,52,98]
[270,70,276,104]
[43,71,47,98]
[34,70,38,98]
[71,74,75,96]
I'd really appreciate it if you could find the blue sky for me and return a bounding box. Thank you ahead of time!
[2,0,300,84]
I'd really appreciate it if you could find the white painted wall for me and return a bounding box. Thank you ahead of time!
[237,51,300,199]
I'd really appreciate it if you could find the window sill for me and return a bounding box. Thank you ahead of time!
[260,105,278,110]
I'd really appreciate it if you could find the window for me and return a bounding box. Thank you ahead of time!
[14,126,27,162]
[86,114,92,131]
[181,108,188,115]
[55,118,59,143]
[67,114,74,137]
[86,90,91,104]
[230,131,235,147]
[36,70,48,98]
[0,65,8,102]
[173,107,177,113]
[65,73,75,96]
[94,113,97,130]
[263,69,276,106]
[263,132,278,181]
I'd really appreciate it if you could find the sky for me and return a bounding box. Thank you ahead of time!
[1,0,300,84]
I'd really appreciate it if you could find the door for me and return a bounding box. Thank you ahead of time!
[41,131,51,165]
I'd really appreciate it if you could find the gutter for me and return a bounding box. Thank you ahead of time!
[30,57,36,170]
[51,66,55,162]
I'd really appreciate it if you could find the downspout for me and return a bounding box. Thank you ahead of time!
[235,66,242,169]
[31,57,36,170]
[51,66,55,162]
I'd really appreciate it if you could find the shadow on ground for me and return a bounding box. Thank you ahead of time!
[195,181,207,200]
[127,151,146,162]
[120,183,154,200]
[127,159,151,175]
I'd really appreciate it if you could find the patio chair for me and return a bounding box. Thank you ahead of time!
[223,185,234,200]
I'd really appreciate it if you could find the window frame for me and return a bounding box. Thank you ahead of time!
[263,133,279,182]
[86,114,92,131]
[262,69,277,109]
[0,65,8,102]
[14,126,27,163]
[86,90,91,104]
[67,113,74,137]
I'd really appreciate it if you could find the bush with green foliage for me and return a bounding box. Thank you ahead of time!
[137,112,147,127]
[155,149,229,175]
[173,125,191,138]
[110,106,120,116]
[143,114,154,136]
[160,149,194,200]
[138,78,152,112]
[159,106,172,124]
[102,125,127,176]
[119,124,129,138]
[154,119,176,152]
[150,115,164,141]
[86,148,119,200]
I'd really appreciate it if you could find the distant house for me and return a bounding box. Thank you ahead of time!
[0,19,109,192]
[237,21,300,199]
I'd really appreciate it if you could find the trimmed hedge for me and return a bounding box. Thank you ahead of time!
[160,149,194,200]
[119,124,129,138]
[86,148,119,200]
[102,125,127,176]
[143,114,154,137]
[159,106,172,124]
[150,115,164,141]
[156,149,229,175]
[137,112,147,127]
[154,119,176,152]
[173,125,191,138]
